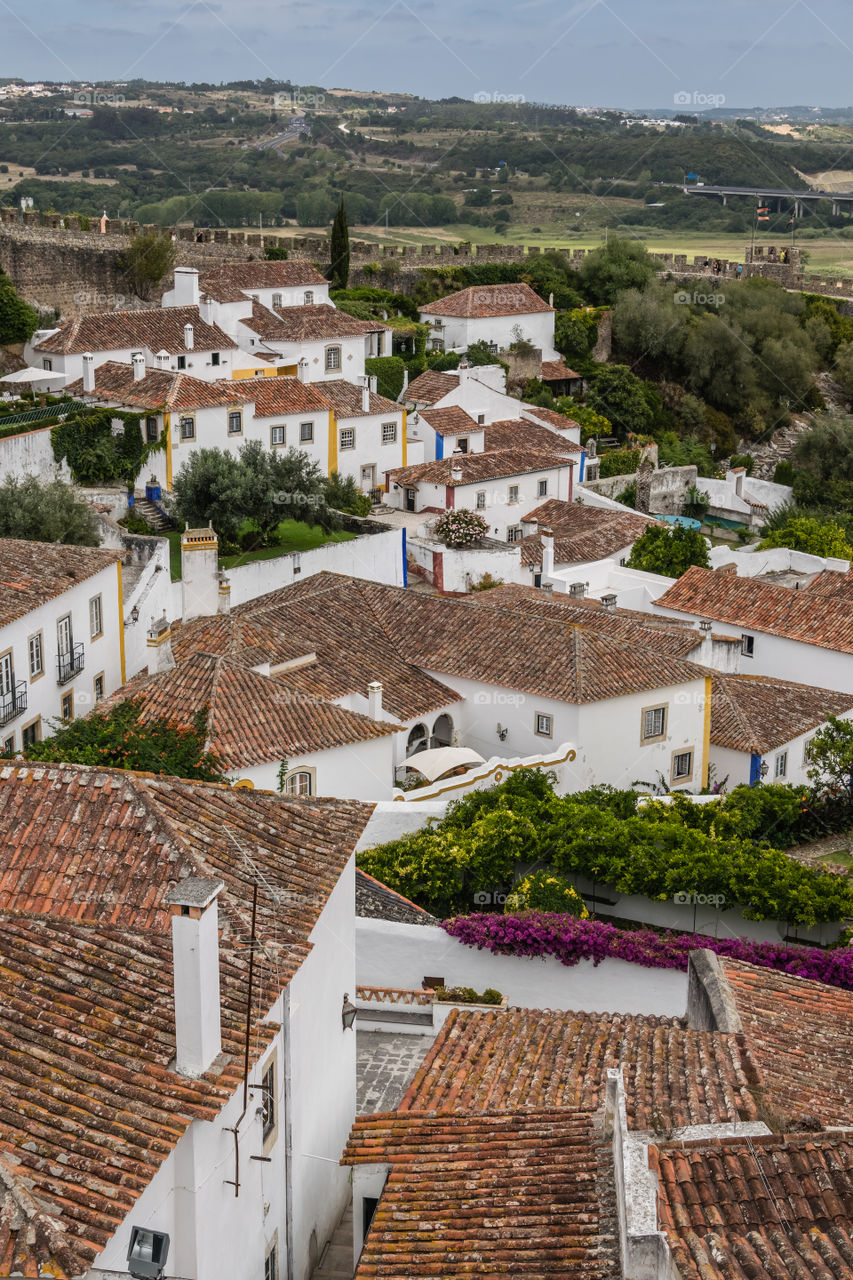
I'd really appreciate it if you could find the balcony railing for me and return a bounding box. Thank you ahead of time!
[57,643,84,685]
[0,682,27,727]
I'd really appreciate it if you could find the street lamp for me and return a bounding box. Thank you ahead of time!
[342,993,358,1031]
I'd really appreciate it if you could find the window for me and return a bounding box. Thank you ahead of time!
[642,705,667,742]
[304,290,314,305]
[61,691,73,722]
[535,712,553,738]
[211,351,220,367]
[145,415,158,443]
[340,428,355,450]
[741,634,755,658]
[0,652,13,701]
[537,479,548,497]
[89,594,103,640]
[300,421,314,442]
[381,421,397,444]
[261,1059,276,1140]
[21,718,41,748]
[508,485,519,504]
[803,737,815,764]
[477,414,485,425]
[775,751,788,779]
[93,673,104,702]
[264,1244,278,1280]
[180,416,195,440]
[325,345,341,371]
[507,525,523,543]
[476,491,486,510]
[57,614,73,657]
[228,411,243,435]
[28,633,43,679]
[284,770,313,796]
[272,293,282,308]
[672,750,694,783]
[42,358,52,372]
[176,355,187,371]
[1,736,13,756]
[270,425,285,446]
[456,437,469,454]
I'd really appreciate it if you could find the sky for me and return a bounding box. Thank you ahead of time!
[6,0,853,109]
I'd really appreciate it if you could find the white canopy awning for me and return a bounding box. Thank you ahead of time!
[405,746,485,783]
[0,366,66,385]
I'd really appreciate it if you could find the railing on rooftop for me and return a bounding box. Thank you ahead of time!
[0,400,85,429]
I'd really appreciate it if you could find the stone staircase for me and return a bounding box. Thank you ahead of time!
[310,1201,354,1280]
[132,496,174,533]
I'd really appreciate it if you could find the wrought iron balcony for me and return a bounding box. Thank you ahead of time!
[57,643,84,685]
[0,681,27,727]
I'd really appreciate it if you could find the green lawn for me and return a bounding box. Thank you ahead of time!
[164,520,355,580]
[818,850,853,874]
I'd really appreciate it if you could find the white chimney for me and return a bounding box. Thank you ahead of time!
[401,367,409,395]
[172,266,200,307]
[734,470,744,497]
[367,680,383,720]
[540,527,555,578]
[450,461,463,482]
[549,291,554,307]
[199,297,216,325]
[361,378,370,413]
[165,878,223,1077]
[146,615,175,674]
[600,593,617,610]
[132,351,146,382]
[296,358,309,384]
[181,526,221,621]
[82,352,95,393]
[156,349,171,371]
[184,323,195,351]
[369,375,377,394]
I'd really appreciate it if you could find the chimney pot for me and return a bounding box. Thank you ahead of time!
[540,526,555,578]
[361,378,370,413]
[184,323,195,351]
[82,352,95,394]
[367,680,383,720]
[165,878,223,1077]
[132,351,146,382]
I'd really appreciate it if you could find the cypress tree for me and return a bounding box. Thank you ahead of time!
[330,198,350,289]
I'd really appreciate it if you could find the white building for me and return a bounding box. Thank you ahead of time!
[26,306,240,385]
[419,282,559,360]
[0,763,372,1280]
[318,379,407,492]
[709,672,853,789]
[0,538,125,754]
[237,302,390,385]
[164,261,332,322]
[700,467,793,530]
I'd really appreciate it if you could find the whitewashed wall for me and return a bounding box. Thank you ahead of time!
[223,528,404,609]
[0,424,70,482]
[421,310,558,360]
[229,735,397,802]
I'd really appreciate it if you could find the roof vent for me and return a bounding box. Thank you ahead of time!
[699,619,712,633]
[569,581,586,599]
[600,593,617,610]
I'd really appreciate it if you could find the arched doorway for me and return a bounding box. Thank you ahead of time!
[406,723,428,756]
[431,714,454,748]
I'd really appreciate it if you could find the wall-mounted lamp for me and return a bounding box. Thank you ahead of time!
[130,605,140,624]
[127,1227,170,1280]
[759,760,769,778]
[342,993,358,1031]
[496,724,508,742]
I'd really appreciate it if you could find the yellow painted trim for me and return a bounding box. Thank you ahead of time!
[401,408,407,467]
[116,561,126,685]
[164,412,172,490]
[328,409,337,475]
[278,365,298,377]
[393,746,577,802]
[702,675,712,789]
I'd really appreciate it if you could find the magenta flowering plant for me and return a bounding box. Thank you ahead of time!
[441,912,853,991]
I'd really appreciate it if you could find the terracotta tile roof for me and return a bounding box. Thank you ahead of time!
[465,583,704,659]
[241,300,388,342]
[0,763,372,1277]
[416,405,480,437]
[389,447,571,488]
[65,360,249,411]
[246,376,335,419]
[652,1131,853,1280]
[400,1007,758,1131]
[806,568,853,600]
[403,369,459,405]
[317,379,400,419]
[197,259,328,302]
[655,565,853,655]
[518,498,660,566]
[541,359,582,380]
[721,959,853,1129]
[341,1109,621,1278]
[362,579,706,702]
[710,673,853,753]
[229,578,463,721]
[0,539,122,629]
[483,417,583,456]
[421,282,554,319]
[99,651,396,769]
[522,403,583,432]
[33,305,237,355]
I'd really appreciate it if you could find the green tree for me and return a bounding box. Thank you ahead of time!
[554,308,601,365]
[626,524,710,576]
[326,470,371,516]
[239,440,329,543]
[27,700,224,781]
[585,365,653,439]
[760,515,853,559]
[0,269,39,343]
[329,197,350,290]
[578,237,657,306]
[0,475,99,545]
[117,231,177,301]
[265,243,289,261]
[807,714,853,802]
[171,448,246,549]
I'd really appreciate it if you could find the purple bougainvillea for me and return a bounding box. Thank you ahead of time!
[441,913,853,990]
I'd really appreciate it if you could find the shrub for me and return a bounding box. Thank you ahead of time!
[627,524,710,576]
[365,355,405,401]
[0,475,100,546]
[505,871,588,917]
[729,453,754,475]
[433,508,489,548]
[773,460,794,485]
[326,470,371,516]
[598,448,641,479]
[432,985,503,1004]
[760,515,853,559]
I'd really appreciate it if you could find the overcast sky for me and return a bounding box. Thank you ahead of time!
[7,0,853,109]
